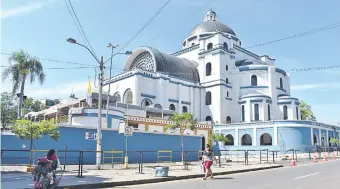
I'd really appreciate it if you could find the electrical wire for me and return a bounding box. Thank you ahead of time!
[67,0,97,58]
[106,0,172,63]
[234,0,262,16]
[245,21,340,49]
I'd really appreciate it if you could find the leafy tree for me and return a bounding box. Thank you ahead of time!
[166,113,197,162]
[211,133,229,145]
[330,138,339,146]
[11,119,60,165]
[23,97,46,115]
[1,92,18,128]
[69,93,78,99]
[299,101,316,121]
[2,49,45,118]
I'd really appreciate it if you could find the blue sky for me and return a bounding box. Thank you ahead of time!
[1,0,340,123]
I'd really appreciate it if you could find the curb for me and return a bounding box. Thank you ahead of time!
[52,165,283,189]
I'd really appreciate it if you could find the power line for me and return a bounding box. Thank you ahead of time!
[234,0,262,16]
[66,0,97,58]
[106,0,172,62]
[245,21,340,49]
[0,52,94,66]
[63,0,88,49]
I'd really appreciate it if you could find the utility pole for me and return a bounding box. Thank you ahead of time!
[96,56,104,169]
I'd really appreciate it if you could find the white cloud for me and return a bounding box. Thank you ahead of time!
[0,0,56,19]
[1,80,92,100]
[291,83,340,91]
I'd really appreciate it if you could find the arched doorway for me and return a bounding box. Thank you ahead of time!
[313,134,318,145]
[321,136,325,147]
[241,134,252,146]
[113,92,121,103]
[226,116,231,124]
[225,134,234,145]
[260,133,272,146]
[205,116,212,121]
[154,104,162,109]
[123,89,133,104]
[141,98,152,106]
[169,104,176,111]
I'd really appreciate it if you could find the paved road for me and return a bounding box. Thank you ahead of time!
[109,160,340,189]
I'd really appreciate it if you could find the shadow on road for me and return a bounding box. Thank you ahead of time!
[213,177,234,180]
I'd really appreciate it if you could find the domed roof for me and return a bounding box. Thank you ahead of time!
[124,47,200,82]
[189,10,236,37]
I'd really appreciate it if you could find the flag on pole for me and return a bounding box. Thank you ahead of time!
[87,76,92,107]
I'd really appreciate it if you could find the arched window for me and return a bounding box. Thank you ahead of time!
[182,106,188,113]
[241,134,252,146]
[206,63,212,76]
[223,42,228,50]
[225,78,228,84]
[207,43,213,50]
[226,65,228,71]
[227,91,229,97]
[241,105,245,122]
[251,75,257,86]
[141,98,152,106]
[154,104,162,109]
[169,104,176,111]
[313,134,317,145]
[268,104,271,121]
[123,89,133,104]
[225,134,234,145]
[205,116,212,121]
[205,91,212,105]
[113,92,121,103]
[283,105,288,120]
[260,133,272,145]
[296,106,299,120]
[254,104,259,121]
[226,116,231,124]
[280,78,283,89]
[191,43,195,46]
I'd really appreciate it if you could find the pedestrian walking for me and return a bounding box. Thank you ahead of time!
[202,144,215,180]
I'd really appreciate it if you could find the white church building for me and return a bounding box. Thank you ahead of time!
[104,10,339,151]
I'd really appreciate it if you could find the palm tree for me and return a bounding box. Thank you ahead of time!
[2,49,45,118]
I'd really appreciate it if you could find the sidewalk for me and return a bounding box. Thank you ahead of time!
[1,162,283,189]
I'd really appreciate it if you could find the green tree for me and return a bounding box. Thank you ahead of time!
[1,92,18,128]
[166,113,197,162]
[23,97,45,115]
[69,93,78,99]
[2,49,45,119]
[11,119,60,165]
[299,101,316,121]
[211,133,229,145]
[330,138,339,146]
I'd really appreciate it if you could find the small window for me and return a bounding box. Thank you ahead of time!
[207,43,213,50]
[206,63,212,76]
[205,116,212,121]
[283,105,288,120]
[241,105,245,122]
[205,91,212,105]
[223,42,228,50]
[254,104,259,121]
[226,78,228,84]
[251,75,257,86]
[296,106,299,120]
[227,91,229,97]
[226,116,231,123]
[191,43,195,46]
[280,78,283,89]
[268,104,271,121]
[182,106,188,113]
[169,104,176,111]
[226,65,228,71]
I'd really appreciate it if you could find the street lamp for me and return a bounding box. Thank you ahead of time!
[67,37,132,170]
[105,44,132,118]
[67,37,103,169]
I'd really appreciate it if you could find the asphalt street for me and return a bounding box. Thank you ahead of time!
[109,159,340,189]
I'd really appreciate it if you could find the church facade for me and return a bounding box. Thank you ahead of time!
[104,10,299,124]
[103,10,339,151]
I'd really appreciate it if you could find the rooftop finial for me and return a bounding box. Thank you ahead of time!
[204,9,216,22]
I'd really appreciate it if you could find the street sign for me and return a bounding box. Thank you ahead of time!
[85,132,97,140]
[119,121,126,134]
[124,126,133,137]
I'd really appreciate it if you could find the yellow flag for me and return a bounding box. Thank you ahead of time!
[88,76,92,95]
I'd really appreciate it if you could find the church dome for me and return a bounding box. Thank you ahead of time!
[189,9,236,37]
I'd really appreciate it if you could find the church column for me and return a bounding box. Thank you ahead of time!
[310,127,314,145]
[273,126,278,146]
[247,100,252,122]
[134,75,140,105]
[253,127,257,146]
[262,100,266,121]
[190,86,194,113]
[234,128,239,146]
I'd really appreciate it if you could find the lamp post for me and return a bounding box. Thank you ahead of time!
[67,38,132,169]
[67,38,103,169]
[105,43,132,124]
